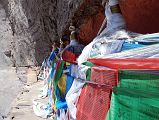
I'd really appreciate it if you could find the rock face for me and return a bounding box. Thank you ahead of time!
[0,0,59,67]
[0,0,104,66]
[0,0,159,67]
[6,0,54,66]
[0,3,14,67]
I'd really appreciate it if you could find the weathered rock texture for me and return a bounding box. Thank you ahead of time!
[0,0,104,66]
[7,0,53,66]
[0,0,159,67]
[0,3,14,67]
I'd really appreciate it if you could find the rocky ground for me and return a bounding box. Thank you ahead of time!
[0,67,46,120]
[5,80,48,120]
[0,67,22,120]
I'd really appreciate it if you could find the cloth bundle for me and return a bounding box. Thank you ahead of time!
[62,40,84,63]
[102,44,159,58]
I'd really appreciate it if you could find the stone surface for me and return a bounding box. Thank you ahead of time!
[27,68,37,85]
[0,67,40,120]
[0,0,57,66]
[0,67,22,120]
[5,81,49,120]
[16,67,28,83]
[0,3,14,67]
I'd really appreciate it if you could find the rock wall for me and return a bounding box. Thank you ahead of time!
[0,0,104,67]
[7,0,55,66]
[0,0,76,66]
[0,2,14,67]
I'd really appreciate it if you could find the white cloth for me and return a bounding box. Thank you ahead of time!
[102,44,159,58]
[109,0,119,6]
[57,109,67,120]
[100,1,126,36]
[78,31,128,65]
[38,84,48,99]
[33,100,51,119]
[149,54,159,58]
[90,38,125,58]
[77,41,95,65]
[66,79,84,120]
[66,64,89,120]
[71,64,79,78]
